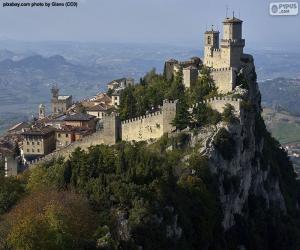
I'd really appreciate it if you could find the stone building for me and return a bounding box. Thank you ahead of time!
[51,85,73,114]
[55,126,93,149]
[164,57,202,81]
[21,127,56,161]
[107,78,134,90]
[38,104,46,119]
[111,91,121,107]
[203,16,245,93]
[63,113,97,131]
[183,66,199,88]
[86,103,114,119]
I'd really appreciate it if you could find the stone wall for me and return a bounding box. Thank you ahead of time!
[30,97,241,167]
[194,97,242,115]
[210,67,237,93]
[122,100,177,142]
[29,114,120,166]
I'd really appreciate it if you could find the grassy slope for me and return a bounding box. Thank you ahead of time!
[262,108,300,144]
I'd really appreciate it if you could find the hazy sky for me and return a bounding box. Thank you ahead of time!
[0,0,299,48]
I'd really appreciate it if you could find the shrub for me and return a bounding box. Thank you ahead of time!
[213,128,236,161]
[222,103,238,123]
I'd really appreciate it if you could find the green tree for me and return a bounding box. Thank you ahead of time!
[222,103,238,123]
[172,96,191,130]
[0,177,25,215]
[119,85,137,120]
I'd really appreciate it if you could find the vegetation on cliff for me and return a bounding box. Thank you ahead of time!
[0,67,300,250]
[0,137,224,249]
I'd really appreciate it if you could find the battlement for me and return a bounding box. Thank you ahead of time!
[122,111,163,124]
[221,39,245,47]
[192,96,242,107]
[121,99,177,142]
[212,48,221,52]
[192,96,242,115]
[122,99,177,125]
[163,100,177,104]
[210,67,233,72]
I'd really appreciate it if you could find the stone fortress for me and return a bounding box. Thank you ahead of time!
[165,15,246,94]
[28,15,250,165]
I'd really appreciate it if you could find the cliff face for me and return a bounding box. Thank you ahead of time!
[191,55,291,230]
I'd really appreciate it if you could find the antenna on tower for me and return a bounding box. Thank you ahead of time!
[211,24,214,31]
[233,10,235,18]
[226,5,229,18]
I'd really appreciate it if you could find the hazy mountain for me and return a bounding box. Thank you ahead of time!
[259,78,300,116]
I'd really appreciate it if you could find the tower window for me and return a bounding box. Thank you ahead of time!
[207,36,211,45]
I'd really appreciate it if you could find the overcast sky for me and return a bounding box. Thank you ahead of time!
[0,0,299,49]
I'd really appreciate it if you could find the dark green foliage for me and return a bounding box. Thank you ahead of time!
[0,158,4,177]
[0,176,25,215]
[222,103,238,123]
[191,103,221,128]
[190,66,217,103]
[118,67,220,131]
[172,96,191,130]
[106,88,113,97]
[213,128,236,161]
[18,138,223,249]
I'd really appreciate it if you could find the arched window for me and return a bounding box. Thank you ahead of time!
[207,36,211,45]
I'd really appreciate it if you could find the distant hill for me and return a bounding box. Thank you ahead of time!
[0,54,119,134]
[262,107,300,144]
[259,78,300,116]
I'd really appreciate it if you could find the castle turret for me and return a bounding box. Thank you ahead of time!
[38,104,46,119]
[203,27,220,67]
[220,16,245,68]
[50,84,72,114]
[51,85,59,100]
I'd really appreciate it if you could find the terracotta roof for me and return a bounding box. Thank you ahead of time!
[64,113,95,121]
[56,125,93,134]
[86,104,113,112]
[21,126,55,136]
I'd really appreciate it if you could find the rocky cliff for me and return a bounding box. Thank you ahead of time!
[196,55,287,229]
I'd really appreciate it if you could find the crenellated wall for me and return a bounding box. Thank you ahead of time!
[29,97,241,167]
[210,67,237,93]
[193,97,242,115]
[122,100,177,142]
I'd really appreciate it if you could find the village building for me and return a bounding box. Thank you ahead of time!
[21,127,56,161]
[107,78,134,90]
[111,90,121,107]
[86,103,114,119]
[51,85,73,114]
[38,104,46,119]
[7,122,30,135]
[63,113,97,131]
[55,126,93,149]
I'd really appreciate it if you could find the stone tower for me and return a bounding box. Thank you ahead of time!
[203,15,245,69]
[162,100,178,134]
[220,16,245,68]
[39,104,46,119]
[51,84,59,100]
[102,113,121,145]
[204,28,220,66]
